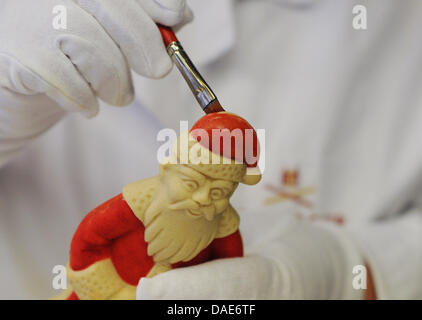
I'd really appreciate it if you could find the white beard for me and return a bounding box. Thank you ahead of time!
[143,200,220,265]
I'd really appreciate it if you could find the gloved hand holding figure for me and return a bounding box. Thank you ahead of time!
[137,217,374,300]
[0,0,192,167]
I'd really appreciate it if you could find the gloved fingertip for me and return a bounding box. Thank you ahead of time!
[172,6,194,32]
[73,94,100,118]
[113,84,135,107]
[183,6,194,24]
[146,55,174,79]
[81,103,100,118]
[76,93,100,118]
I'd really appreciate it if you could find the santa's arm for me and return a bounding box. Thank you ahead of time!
[211,230,243,259]
[70,193,143,270]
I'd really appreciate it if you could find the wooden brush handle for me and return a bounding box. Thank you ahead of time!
[157,24,178,46]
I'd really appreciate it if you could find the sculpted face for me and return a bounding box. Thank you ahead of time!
[160,164,238,221]
[141,164,239,264]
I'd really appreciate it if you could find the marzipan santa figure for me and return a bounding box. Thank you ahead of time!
[56,112,261,300]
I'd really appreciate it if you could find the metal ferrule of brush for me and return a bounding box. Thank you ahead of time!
[167,41,217,111]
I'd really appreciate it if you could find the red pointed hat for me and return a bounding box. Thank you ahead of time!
[190,112,261,185]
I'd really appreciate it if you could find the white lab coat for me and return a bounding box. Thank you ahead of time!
[1,0,422,299]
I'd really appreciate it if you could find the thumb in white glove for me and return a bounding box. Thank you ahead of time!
[137,220,365,300]
[138,255,289,300]
[0,0,192,167]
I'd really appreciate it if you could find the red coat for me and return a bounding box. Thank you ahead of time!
[67,194,243,300]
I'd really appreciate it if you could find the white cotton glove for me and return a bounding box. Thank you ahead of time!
[0,0,192,167]
[137,220,366,300]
